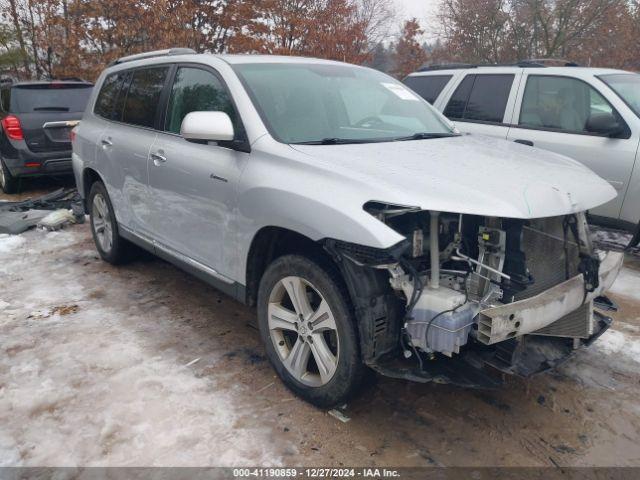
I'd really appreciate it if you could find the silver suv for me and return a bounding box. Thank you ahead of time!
[404,63,640,242]
[73,49,623,407]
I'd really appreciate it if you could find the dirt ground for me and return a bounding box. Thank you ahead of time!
[1,180,640,467]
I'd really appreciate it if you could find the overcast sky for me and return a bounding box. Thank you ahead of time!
[393,0,439,20]
[391,0,441,40]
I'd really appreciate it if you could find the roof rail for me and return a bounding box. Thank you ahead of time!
[110,48,196,66]
[417,58,580,72]
[45,76,91,83]
[521,58,580,67]
[418,61,547,72]
[417,63,476,72]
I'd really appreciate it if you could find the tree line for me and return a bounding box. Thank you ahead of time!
[0,0,637,83]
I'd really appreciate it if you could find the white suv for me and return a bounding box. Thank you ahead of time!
[73,50,623,407]
[404,63,640,240]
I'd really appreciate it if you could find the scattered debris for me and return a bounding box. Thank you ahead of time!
[591,225,637,253]
[0,189,83,234]
[27,304,79,319]
[328,407,351,423]
[256,382,274,394]
[185,358,201,367]
[0,210,51,234]
[38,209,77,231]
[552,444,577,454]
[0,188,80,213]
[53,304,79,316]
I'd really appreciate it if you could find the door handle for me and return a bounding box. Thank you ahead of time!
[514,139,534,147]
[101,138,113,147]
[150,152,167,165]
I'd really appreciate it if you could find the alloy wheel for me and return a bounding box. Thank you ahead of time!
[92,193,113,253]
[268,276,340,387]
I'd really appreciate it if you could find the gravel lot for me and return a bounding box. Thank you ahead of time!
[1,182,640,467]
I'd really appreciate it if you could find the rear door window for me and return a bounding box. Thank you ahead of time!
[402,75,452,104]
[444,74,515,123]
[164,67,237,134]
[121,66,170,128]
[10,84,92,113]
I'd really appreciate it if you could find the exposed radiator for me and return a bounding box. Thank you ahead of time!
[532,302,594,338]
[514,219,580,301]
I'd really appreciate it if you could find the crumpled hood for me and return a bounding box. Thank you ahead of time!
[291,134,617,219]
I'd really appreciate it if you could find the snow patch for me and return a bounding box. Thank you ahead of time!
[0,234,26,253]
[595,329,640,362]
[0,224,290,466]
[609,268,640,302]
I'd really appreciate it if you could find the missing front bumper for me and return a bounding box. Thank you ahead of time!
[368,310,614,388]
[477,251,623,345]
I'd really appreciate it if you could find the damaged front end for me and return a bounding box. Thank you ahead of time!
[325,204,624,388]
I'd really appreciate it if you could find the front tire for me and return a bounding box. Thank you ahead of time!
[0,157,19,194]
[88,181,132,264]
[257,254,365,407]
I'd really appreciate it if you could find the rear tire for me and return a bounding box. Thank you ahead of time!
[0,158,19,194]
[88,181,133,265]
[257,254,365,408]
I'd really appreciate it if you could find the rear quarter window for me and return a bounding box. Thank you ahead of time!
[94,72,126,120]
[10,84,92,113]
[402,75,452,104]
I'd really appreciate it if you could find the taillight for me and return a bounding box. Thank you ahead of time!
[1,115,23,140]
[70,127,77,143]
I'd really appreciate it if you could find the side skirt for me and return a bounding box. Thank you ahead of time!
[119,224,247,304]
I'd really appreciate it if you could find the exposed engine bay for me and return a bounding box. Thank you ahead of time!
[326,204,624,387]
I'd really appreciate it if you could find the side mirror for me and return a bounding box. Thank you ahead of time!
[180,111,234,142]
[586,112,625,138]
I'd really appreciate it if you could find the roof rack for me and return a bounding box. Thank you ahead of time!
[43,76,92,83]
[417,63,476,71]
[110,48,196,66]
[522,58,580,67]
[417,58,580,72]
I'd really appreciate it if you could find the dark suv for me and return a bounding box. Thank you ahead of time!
[0,80,93,193]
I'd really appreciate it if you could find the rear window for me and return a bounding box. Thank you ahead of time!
[10,84,92,113]
[444,74,514,123]
[121,67,169,128]
[403,75,452,104]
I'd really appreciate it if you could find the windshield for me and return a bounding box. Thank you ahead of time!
[599,73,640,118]
[232,63,454,144]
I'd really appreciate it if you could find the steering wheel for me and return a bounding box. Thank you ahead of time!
[354,116,384,128]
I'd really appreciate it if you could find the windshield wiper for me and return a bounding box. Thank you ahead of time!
[295,137,372,145]
[393,132,461,142]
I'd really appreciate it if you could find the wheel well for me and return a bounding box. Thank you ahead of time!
[82,168,102,212]
[245,227,335,307]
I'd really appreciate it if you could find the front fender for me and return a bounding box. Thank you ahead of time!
[234,186,404,284]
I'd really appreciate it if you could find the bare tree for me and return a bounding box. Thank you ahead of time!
[437,0,634,67]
